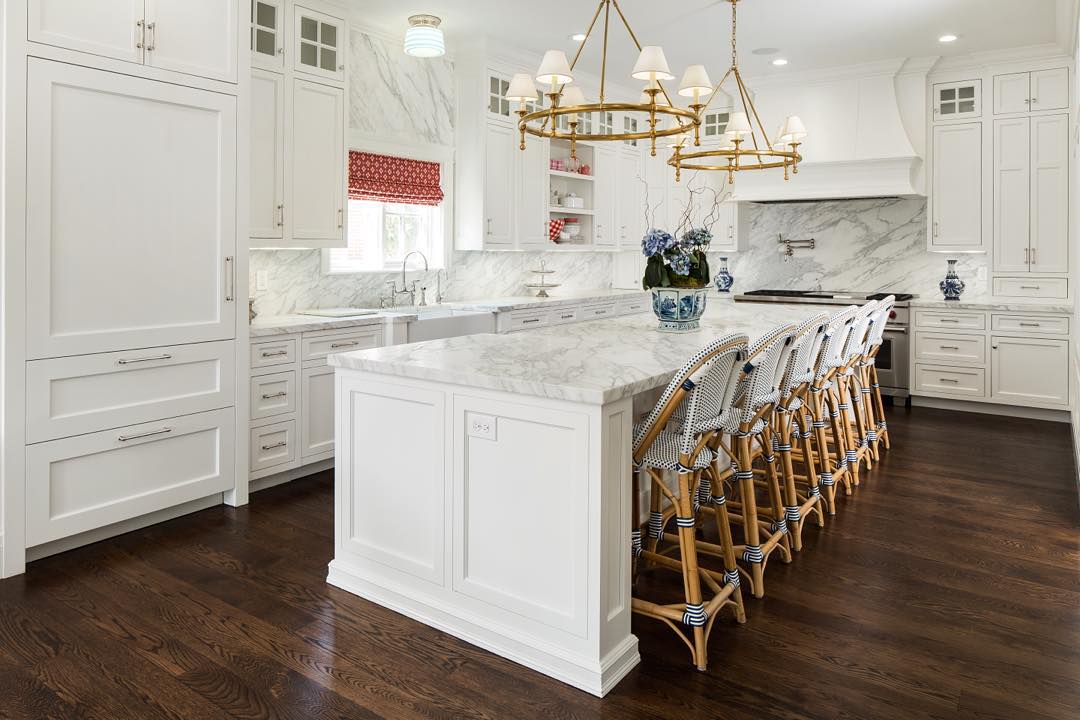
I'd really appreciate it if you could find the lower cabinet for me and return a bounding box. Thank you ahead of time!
[990,336,1069,406]
[302,365,336,458]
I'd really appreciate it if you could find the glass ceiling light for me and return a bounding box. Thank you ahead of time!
[404,14,445,58]
[670,0,806,184]
[513,0,702,159]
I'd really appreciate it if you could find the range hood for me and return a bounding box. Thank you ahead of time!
[716,59,930,202]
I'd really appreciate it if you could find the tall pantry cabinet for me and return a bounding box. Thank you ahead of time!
[1,1,250,576]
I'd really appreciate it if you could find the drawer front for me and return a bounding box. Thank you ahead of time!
[991,314,1070,335]
[302,329,381,363]
[914,364,986,397]
[27,340,235,444]
[250,370,297,420]
[548,307,580,325]
[504,311,550,332]
[251,338,298,369]
[617,297,650,316]
[26,408,235,546]
[914,332,986,365]
[581,303,617,320]
[914,310,986,331]
[992,277,1069,299]
[250,419,297,472]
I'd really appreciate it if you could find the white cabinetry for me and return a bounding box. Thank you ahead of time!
[250,69,286,239]
[933,80,981,120]
[616,149,645,246]
[994,68,1069,114]
[26,59,237,359]
[290,78,345,244]
[301,365,336,457]
[517,137,550,248]
[292,4,345,82]
[991,336,1069,406]
[251,0,285,70]
[930,123,982,251]
[594,146,619,247]
[28,0,238,82]
[483,122,516,246]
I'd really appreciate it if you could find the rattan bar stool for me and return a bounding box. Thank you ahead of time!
[861,295,895,458]
[630,333,749,671]
[834,301,880,484]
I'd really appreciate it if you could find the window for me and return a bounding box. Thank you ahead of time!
[325,151,446,273]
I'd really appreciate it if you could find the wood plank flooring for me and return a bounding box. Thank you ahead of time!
[1,407,1077,719]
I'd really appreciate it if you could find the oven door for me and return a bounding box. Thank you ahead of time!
[875,326,909,396]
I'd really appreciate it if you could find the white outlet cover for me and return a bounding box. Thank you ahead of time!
[256,270,269,291]
[467,413,497,441]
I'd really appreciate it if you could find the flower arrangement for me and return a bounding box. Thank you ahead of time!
[641,227,712,290]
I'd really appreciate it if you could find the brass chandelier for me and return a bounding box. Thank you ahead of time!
[669,0,807,184]
[506,0,703,159]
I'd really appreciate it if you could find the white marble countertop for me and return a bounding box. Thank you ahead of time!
[909,297,1073,314]
[329,303,813,404]
[250,312,413,337]
[451,288,648,312]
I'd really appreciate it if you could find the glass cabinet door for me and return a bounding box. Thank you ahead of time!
[934,80,981,120]
[251,0,284,70]
[488,74,511,118]
[293,5,345,81]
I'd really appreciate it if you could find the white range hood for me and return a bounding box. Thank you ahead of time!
[716,58,931,202]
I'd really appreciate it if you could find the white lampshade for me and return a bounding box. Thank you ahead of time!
[404,15,445,58]
[560,86,587,121]
[773,124,789,149]
[781,115,807,141]
[726,111,752,136]
[631,46,674,81]
[678,64,713,98]
[506,73,538,103]
[536,50,574,85]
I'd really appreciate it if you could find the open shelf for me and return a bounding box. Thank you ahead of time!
[548,207,595,216]
[549,169,594,182]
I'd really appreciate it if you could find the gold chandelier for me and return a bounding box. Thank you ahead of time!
[505,0,703,159]
[669,0,807,184]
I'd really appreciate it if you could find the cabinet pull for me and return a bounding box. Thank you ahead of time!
[939,345,960,350]
[224,256,235,302]
[261,391,288,400]
[330,341,360,348]
[1020,285,1041,290]
[145,22,156,52]
[337,208,344,229]
[932,221,939,238]
[522,318,540,324]
[1024,248,1029,265]
[117,353,172,365]
[119,427,172,442]
[261,349,289,358]
[136,19,145,50]
[560,314,574,319]
[1019,322,1041,327]
[277,204,285,227]
[486,218,493,235]
[1030,248,1037,265]
[261,441,287,451]
[938,318,959,323]
[939,378,959,384]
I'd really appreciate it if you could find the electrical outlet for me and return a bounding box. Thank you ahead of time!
[977,266,987,282]
[467,413,497,441]
[256,270,269,291]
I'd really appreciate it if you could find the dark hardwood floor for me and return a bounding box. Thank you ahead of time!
[1,407,1077,719]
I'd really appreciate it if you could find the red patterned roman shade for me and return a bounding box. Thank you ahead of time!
[348,151,444,206]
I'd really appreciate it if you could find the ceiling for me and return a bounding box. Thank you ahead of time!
[350,0,1071,78]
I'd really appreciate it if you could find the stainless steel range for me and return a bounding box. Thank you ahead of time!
[734,290,914,400]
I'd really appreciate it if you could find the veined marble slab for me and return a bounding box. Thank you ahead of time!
[250,313,412,338]
[452,289,648,312]
[329,303,821,404]
[910,298,1073,314]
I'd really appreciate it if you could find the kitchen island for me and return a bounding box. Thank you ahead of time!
[327,302,817,696]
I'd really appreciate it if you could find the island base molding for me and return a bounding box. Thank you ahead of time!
[910,396,1069,422]
[327,561,641,696]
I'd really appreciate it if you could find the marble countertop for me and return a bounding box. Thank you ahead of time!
[451,289,648,312]
[909,298,1073,314]
[329,302,813,405]
[250,312,413,337]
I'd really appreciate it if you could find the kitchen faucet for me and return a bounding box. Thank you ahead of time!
[381,251,430,308]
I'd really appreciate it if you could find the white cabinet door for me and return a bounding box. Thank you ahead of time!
[712,201,744,253]
[26,60,237,359]
[144,0,239,82]
[991,336,1069,406]
[931,123,982,250]
[1030,68,1069,111]
[250,0,285,71]
[293,5,345,82]
[250,69,285,239]
[290,78,345,246]
[1029,114,1069,273]
[28,0,145,64]
[484,123,515,246]
[517,137,550,248]
[933,80,981,120]
[616,150,644,246]
[301,365,335,458]
[993,118,1030,272]
[994,72,1030,114]
[594,146,618,247]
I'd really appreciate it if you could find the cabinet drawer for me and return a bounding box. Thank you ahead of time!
[581,303,617,320]
[26,408,235,546]
[991,314,1069,335]
[27,340,235,444]
[617,297,650,315]
[251,338,298,369]
[914,365,986,397]
[914,333,986,365]
[250,419,297,473]
[992,277,1068,299]
[250,370,296,420]
[914,310,986,331]
[548,307,580,325]
[503,311,550,332]
[302,329,381,363]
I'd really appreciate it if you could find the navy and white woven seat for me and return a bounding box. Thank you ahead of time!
[636,430,715,471]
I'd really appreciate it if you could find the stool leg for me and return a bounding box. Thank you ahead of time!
[810,389,837,514]
[674,468,708,671]
[871,365,891,450]
[776,409,804,551]
[735,433,766,598]
[646,469,664,558]
[828,383,855,494]
[707,462,746,624]
[859,365,880,462]
[631,467,642,582]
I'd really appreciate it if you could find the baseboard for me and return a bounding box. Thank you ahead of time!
[911,395,1070,422]
[25,493,222,563]
[250,458,334,494]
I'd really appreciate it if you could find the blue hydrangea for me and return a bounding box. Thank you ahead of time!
[682,227,713,250]
[668,251,692,276]
[641,228,674,257]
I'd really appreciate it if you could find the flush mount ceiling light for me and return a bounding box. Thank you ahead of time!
[508,0,702,159]
[571,33,587,42]
[771,58,788,66]
[404,14,445,58]
[669,0,806,184]
[938,34,958,43]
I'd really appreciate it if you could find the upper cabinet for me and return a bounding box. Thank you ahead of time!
[28,0,239,83]
[932,80,981,121]
[994,68,1069,114]
[251,0,285,70]
[930,123,983,251]
[293,5,345,82]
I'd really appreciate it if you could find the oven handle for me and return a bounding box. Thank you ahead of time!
[883,326,908,334]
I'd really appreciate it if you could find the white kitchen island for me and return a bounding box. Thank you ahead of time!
[327,301,814,696]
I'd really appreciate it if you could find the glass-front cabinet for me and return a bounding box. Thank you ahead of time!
[933,80,981,120]
[293,4,345,81]
[251,0,284,70]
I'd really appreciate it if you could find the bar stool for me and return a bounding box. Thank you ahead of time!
[631,333,749,671]
[862,296,895,458]
[835,301,880,484]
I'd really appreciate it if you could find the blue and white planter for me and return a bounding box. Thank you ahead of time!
[651,286,709,333]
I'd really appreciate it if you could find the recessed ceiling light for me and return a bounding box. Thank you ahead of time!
[772,58,788,66]
[752,47,780,56]
[571,33,586,42]
[938,34,958,43]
